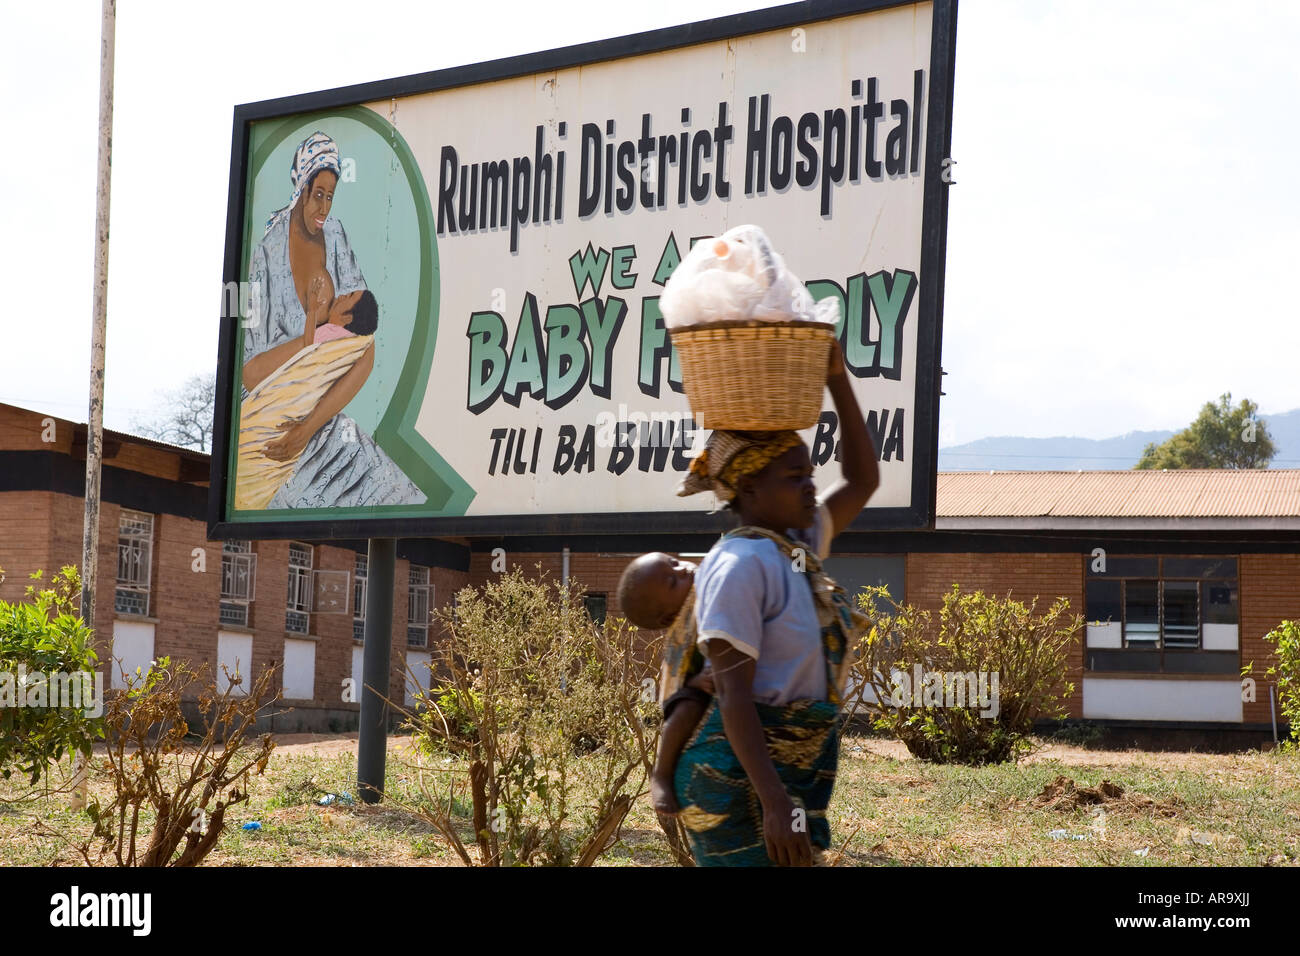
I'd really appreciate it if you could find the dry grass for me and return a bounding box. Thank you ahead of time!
[1,730,1296,867]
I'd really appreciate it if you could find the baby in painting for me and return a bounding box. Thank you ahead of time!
[313,289,379,344]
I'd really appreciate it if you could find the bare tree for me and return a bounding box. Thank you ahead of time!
[131,372,215,452]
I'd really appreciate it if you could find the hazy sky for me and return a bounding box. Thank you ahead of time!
[2,0,1296,447]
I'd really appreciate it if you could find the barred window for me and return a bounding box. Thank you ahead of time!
[286,542,313,634]
[219,541,256,628]
[114,511,153,617]
[353,554,367,642]
[408,566,430,648]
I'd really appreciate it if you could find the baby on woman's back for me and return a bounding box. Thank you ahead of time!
[313,289,379,343]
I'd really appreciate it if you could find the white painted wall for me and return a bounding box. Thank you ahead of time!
[216,631,253,696]
[1202,624,1239,651]
[405,650,432,705]
[351,646,364,703]
[1086,622,1122,648]
[110,620,154,690]
[282,638,316,701]
[1083,678,1242,722]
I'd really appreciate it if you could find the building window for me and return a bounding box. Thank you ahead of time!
[821,555,906,614]
[583,592,607,627]
[114,511,153,617]
[286,542,313,635]
[353,554,367,642]
[1085,555,1238,674]
[408,566,431,647]
[219,540,256,628]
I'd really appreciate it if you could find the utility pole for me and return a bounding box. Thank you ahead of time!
[73,0,115,811]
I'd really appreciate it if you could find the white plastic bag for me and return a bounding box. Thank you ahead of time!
[659,224,840,330]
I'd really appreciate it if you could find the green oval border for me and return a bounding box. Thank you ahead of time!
[227,105,474,520]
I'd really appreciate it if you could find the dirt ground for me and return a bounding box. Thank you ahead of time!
[269,730,1263,773]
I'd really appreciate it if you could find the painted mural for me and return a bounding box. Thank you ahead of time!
[235,130,425,511]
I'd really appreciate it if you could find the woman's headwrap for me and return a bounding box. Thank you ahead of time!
[264,131,342,236]
[676,429,803,505]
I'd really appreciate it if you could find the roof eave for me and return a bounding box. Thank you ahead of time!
[936,516,1300,531]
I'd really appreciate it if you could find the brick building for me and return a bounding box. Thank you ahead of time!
[1,402,1295,739]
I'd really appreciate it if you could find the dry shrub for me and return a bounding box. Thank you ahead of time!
[400,566,661,866]
[64,656,276,866]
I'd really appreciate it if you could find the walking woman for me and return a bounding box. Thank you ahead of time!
[670,340,878,866]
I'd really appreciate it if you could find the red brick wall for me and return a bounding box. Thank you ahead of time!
[426,564,472,667]
[45,491,118,688]
[385,556,411,706]
[905,552,1086,717]
[0,491,52,602]
[315,543,359,708]
[154,515,221,670]
[1240,554,1300,725]
[249,540,291,693]
[49,490,85,576]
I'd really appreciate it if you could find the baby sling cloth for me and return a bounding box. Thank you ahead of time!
[235,334,374,510]
[667,523,870,866]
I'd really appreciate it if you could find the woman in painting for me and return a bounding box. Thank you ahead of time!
[236,131,425,510]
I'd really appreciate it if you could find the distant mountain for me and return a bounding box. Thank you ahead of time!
[937,408,1300,471]
[1265,408,1300,467]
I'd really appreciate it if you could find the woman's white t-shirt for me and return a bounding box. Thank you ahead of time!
[693,497,833,705]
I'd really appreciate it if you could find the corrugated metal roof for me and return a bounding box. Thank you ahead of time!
[937,470,1300,518]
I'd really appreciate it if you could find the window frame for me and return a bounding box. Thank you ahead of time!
[353,553,368,642]
[114,510,154,617]
[1084,554,1239,675]
[219,540,256,628]
[286,542,314,635]
[407,565,431,648]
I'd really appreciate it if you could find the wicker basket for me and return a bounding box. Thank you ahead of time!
[670,319,834,430]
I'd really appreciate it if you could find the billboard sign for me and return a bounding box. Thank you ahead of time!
[209,0,957,539]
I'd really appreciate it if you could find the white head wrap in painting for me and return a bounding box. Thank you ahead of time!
[264,131,342,236]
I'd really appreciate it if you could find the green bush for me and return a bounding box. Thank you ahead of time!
[1248,620,1300,750]
[849,583,1079,764]
[0,567,104,786]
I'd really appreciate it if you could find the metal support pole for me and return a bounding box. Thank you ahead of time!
[73,0,115,812]
[358,538,395,804]
[1270,684,1278,747]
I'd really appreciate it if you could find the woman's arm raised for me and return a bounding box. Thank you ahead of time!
[821,338,880,540]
